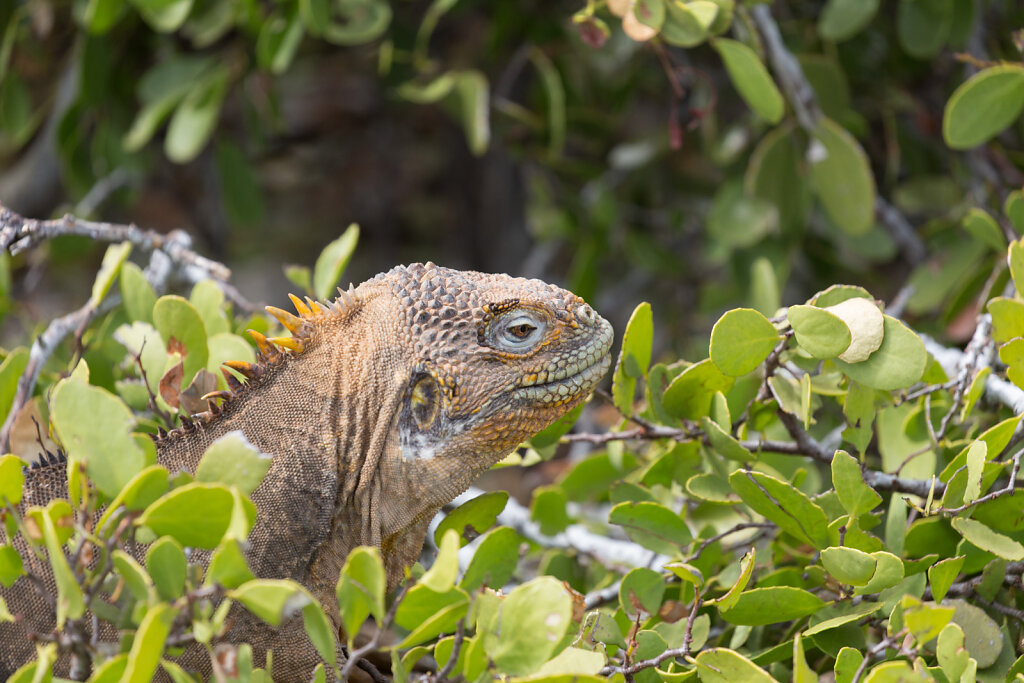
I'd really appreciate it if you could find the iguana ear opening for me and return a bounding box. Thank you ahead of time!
[410,374,440,430]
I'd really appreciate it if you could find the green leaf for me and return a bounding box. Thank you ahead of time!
[453,70,490,156]
[853,551,904,594]
[124,56,213,151]
[660,1,714,47]
[0,348,29,426]
[619,567,665,616]
[396,585,468,648]
[437,491,508,546]
[113,549,155,601]
[82,0,126,33]
[988,297,1024,342]
[146,537,186,602]
[153,295,209,386]
[834,315,927,390]
[229,578,309,626]
[530,486,571,536]
[51,377,146,498]
[729,470,829,549]
[322,0,392,45]
[709,308,781,377]
[787,305,851,359]
[818,0,879,42]
[96,466,169,534]
[421,528,460,593]
[528,48,566,160]
[834,647,864,683]
[41,510,84,628]
[745,125,811,238]
[947,599,1003,668]
[0,545,25,588]
[461,526,519,592]
[206,539,254,589]
[164,65,229,163]
[951,518,1024,561]
[257,9,304,75]
[897,0,952,58]
[927,555,965,603]
[90,241,132,307]
[483,576,572,676]
[831,450,882,516]
[120,262,157,323]
[137,482,235,549]
[714,548,755,611]
[962,440,987,505]
[936,622,970,683]
[131,0,194,32]
[609,501,692,555]
[712,38,784,123]
[189,279,229,336]
[195,431,272,496]
[612,302,654,413]
[122,604,178,682]
[313,224,360,300]
[694,648,777,682]
[662,358,734,420]
[963,208,1006,252]
[336,546,386,642]
[303,600,337,668]
[809,117,877,236]
[0,454,24,506]
[943,65,1024,149]
[805,601,882,637]
[820,546,876,586]
[702,416,754,462]
[720,586,824,625]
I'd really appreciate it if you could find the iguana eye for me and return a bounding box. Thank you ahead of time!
[483,311,545,353]
[410,375,440,429]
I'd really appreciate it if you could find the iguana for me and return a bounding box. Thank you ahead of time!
[1,263,613,680]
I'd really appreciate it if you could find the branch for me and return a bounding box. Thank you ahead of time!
[0,206,229,281]
[922,327,1024,414]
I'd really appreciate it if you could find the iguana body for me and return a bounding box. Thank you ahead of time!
[1,263,613,680]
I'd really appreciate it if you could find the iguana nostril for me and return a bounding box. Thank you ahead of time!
[576,304,596,325]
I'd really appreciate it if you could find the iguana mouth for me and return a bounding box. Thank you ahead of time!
[514,319,614,402]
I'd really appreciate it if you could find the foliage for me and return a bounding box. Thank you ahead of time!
[4,0,1024,681]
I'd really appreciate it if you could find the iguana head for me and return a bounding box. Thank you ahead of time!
[375,263,614,464]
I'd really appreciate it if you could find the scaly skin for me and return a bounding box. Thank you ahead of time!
[0,263,613,680]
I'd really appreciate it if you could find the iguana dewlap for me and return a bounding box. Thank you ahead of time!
[1,263,613,680]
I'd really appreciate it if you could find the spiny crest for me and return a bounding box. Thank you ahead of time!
[156,287,361,444]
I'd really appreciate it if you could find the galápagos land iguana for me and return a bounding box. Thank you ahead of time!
[0,262,614,680]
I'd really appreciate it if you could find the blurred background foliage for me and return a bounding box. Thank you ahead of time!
[1,0,1024,357]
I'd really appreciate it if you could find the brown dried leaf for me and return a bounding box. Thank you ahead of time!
[658,599,689,623]
[179,369,218,415]
[159,359,184,409]
[9,398,57,465]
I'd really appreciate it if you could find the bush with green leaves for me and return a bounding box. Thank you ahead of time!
[5,0,1024,681]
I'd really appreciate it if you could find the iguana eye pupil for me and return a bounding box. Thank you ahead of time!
[508,323,536,338]
[410,375,439,429]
